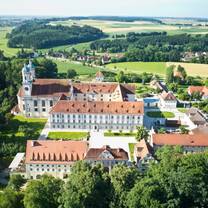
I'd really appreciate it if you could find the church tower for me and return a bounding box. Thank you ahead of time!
[22,60,35,97]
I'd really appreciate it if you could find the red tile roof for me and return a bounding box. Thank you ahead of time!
[135,139,153,160]
[188,86,208,96]
[160,91,177,101]
[25,140,88,164]
[95,71,104,78]
[50,100,144,115]
[17,79,135,98]
[85,145,128,161]
[152,133,208,147]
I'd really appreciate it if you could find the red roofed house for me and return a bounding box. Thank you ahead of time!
[84,145,129,171]
[95,71,104,82]
[25,140,88,179]
[188,86,208,100]
[159,91,177,109]
[134,139,154,171]
[150,131,208,154]
[49,100,144,131]
[15,61,136,118]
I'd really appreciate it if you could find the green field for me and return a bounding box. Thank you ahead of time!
[0,27,20,57]
[107,62,208,77]
[53,59,100,75]
[146,111,175,118]
[47,132,88,140]
[107,62,166,76]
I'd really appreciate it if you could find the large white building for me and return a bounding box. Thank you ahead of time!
[15,61,137,118]
[49,100,144,131]
[9,140,129,179]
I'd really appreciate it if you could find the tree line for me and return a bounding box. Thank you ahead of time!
[7,20,107,49]
[1,147,208,208]
[90,32,208,62]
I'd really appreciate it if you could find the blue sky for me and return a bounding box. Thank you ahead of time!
[0,0,208,18]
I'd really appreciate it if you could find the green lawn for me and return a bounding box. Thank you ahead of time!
[54,59,99,75]
[146,111,175,118]
[107,62,166,76]
[1,115,47,138]
[104,132,136,137]
[177,108,188,113]
[47,132,88,140]
[129,143,136,161]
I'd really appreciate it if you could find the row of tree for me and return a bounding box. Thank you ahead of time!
[1,147,208,208]
[90,32,208,63]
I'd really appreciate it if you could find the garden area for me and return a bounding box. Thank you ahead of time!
[104,132,136,137]
[47,132,89,140]
[146,111,175,118]
[0,115,47,158]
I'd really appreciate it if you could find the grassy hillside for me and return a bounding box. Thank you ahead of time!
[54,59,99,75]
[0,27,19,57]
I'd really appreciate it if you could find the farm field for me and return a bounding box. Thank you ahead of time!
[167,62,208,77]
[50,19,208,35]
[107,62,208,77]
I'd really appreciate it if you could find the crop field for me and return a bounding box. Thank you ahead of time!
[107,62,208,77]
[0,27,19,57]
[50,19,208,35]
[167,62,208,77]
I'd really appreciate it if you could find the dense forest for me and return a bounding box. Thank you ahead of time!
[1,147,208,208]
[7,20,107,49]
[90,32,208,62]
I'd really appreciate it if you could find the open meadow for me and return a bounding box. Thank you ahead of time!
[107,62,208,78]
[0,27,19,57]
[50,19,208,35]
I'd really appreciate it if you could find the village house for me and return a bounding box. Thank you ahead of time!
[159,91,177,109]
[134,139,154,171]
[85,145,129,171]
[188,86,208,100]
[186,108,207,126]
[95,71,104,82]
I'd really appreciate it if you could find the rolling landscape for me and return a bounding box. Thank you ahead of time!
[0,0,208,207]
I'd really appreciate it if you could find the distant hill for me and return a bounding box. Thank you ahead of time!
[7,19,107,49]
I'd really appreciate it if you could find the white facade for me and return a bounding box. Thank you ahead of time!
[25,163,72,179]
[49,113,143,131]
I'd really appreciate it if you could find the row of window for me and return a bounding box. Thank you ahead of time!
[34,100,53,107]
[53,114,140,120]
[52,124,136,130]
[30,168,68,172]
